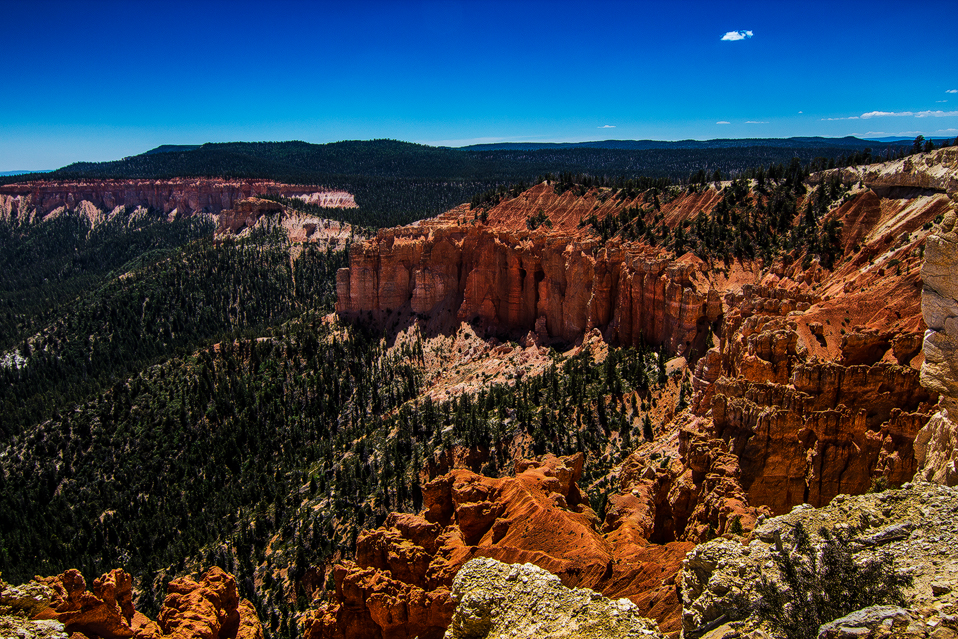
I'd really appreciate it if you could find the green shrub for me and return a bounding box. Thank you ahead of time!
[754,522,911,639]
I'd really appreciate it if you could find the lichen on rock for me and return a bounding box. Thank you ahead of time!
[444,558,664,639]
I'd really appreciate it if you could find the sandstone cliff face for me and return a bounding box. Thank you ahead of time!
[337,223,720,355]
[303,454,692,639]
[605,414,761,546]
[0,179,356,223]
[29,567,262,639]
[914,210,958,485]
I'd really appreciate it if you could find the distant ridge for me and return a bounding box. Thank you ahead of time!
[0,170,51,176]
[865,136,956,143]
[142,144,202,155]
[458,136,904,152]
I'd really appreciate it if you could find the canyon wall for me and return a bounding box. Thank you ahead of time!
[913,209,958,484]
[336,225,721,354]
[0,179,356,222]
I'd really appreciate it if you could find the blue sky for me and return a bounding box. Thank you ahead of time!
[1,0,956,170]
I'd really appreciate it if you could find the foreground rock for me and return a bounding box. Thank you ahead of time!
[445,558,664,639]
[0,575,67,639]
[134,567,263,639]
[26,566,262,639]
[681,482,958,638]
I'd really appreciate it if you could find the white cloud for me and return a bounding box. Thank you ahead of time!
[861,111,913,118]
[821,116,859,121]
[716,121,731,124]
[938,128,958,133]
[798,111,803,114]
[915,110,958,118]
[721,30,753,41]
[948,89,958,94]
[938,100,949,103]
[598,124,616,129]
[745,121,768,124]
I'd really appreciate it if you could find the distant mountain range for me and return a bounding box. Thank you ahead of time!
[458,136,906,152]
[865,136,956,143]
[0,170,51,176]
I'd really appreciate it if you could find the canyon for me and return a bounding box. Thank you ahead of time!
[317,147,958,637]
[4,146,958,639]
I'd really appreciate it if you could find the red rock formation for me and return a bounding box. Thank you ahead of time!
[136,567,263,639]
[32,567,261,639]
[337,224,721,355]
[701,305,935,515]
[607,415,762,546]
[0,179,355,221]
[34,568,137,638]
[303,454,693,639]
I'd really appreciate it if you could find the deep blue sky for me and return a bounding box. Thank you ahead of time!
[2,0,957,170]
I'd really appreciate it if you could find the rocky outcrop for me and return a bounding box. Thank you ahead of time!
[860,147,958,196]
[135,567,263,639]
[0,179,355,222]
[914,210,958,485]
[303,454,692,639]
[606,416,762,545]
[444,558,664,639]
[213,197,353,247]
[35,568,138,638]
[680,482,958,638]
[0,575,67,639]
[29,567,261,639]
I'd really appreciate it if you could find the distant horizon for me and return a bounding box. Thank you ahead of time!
[4,1,956,171]
[4,133,954,177]
[4,0,957,172]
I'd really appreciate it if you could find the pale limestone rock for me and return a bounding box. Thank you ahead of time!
[681,483,958,637]
[915,219,958,485]
[445,558,664,639]
[0,576,67,639]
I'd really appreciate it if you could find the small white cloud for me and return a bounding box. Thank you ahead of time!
[947,89,958,94]
[821,116,859,121]
[721,30,753,41]
[716,121,731,124]
[598,124,616,129]
[864,132,886,136]
[798,111,803,114]
[745,121,768,124]
[938,128,958,133]
[937,100,949,103]
[861,111,913,118]
[915,110,958,118]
